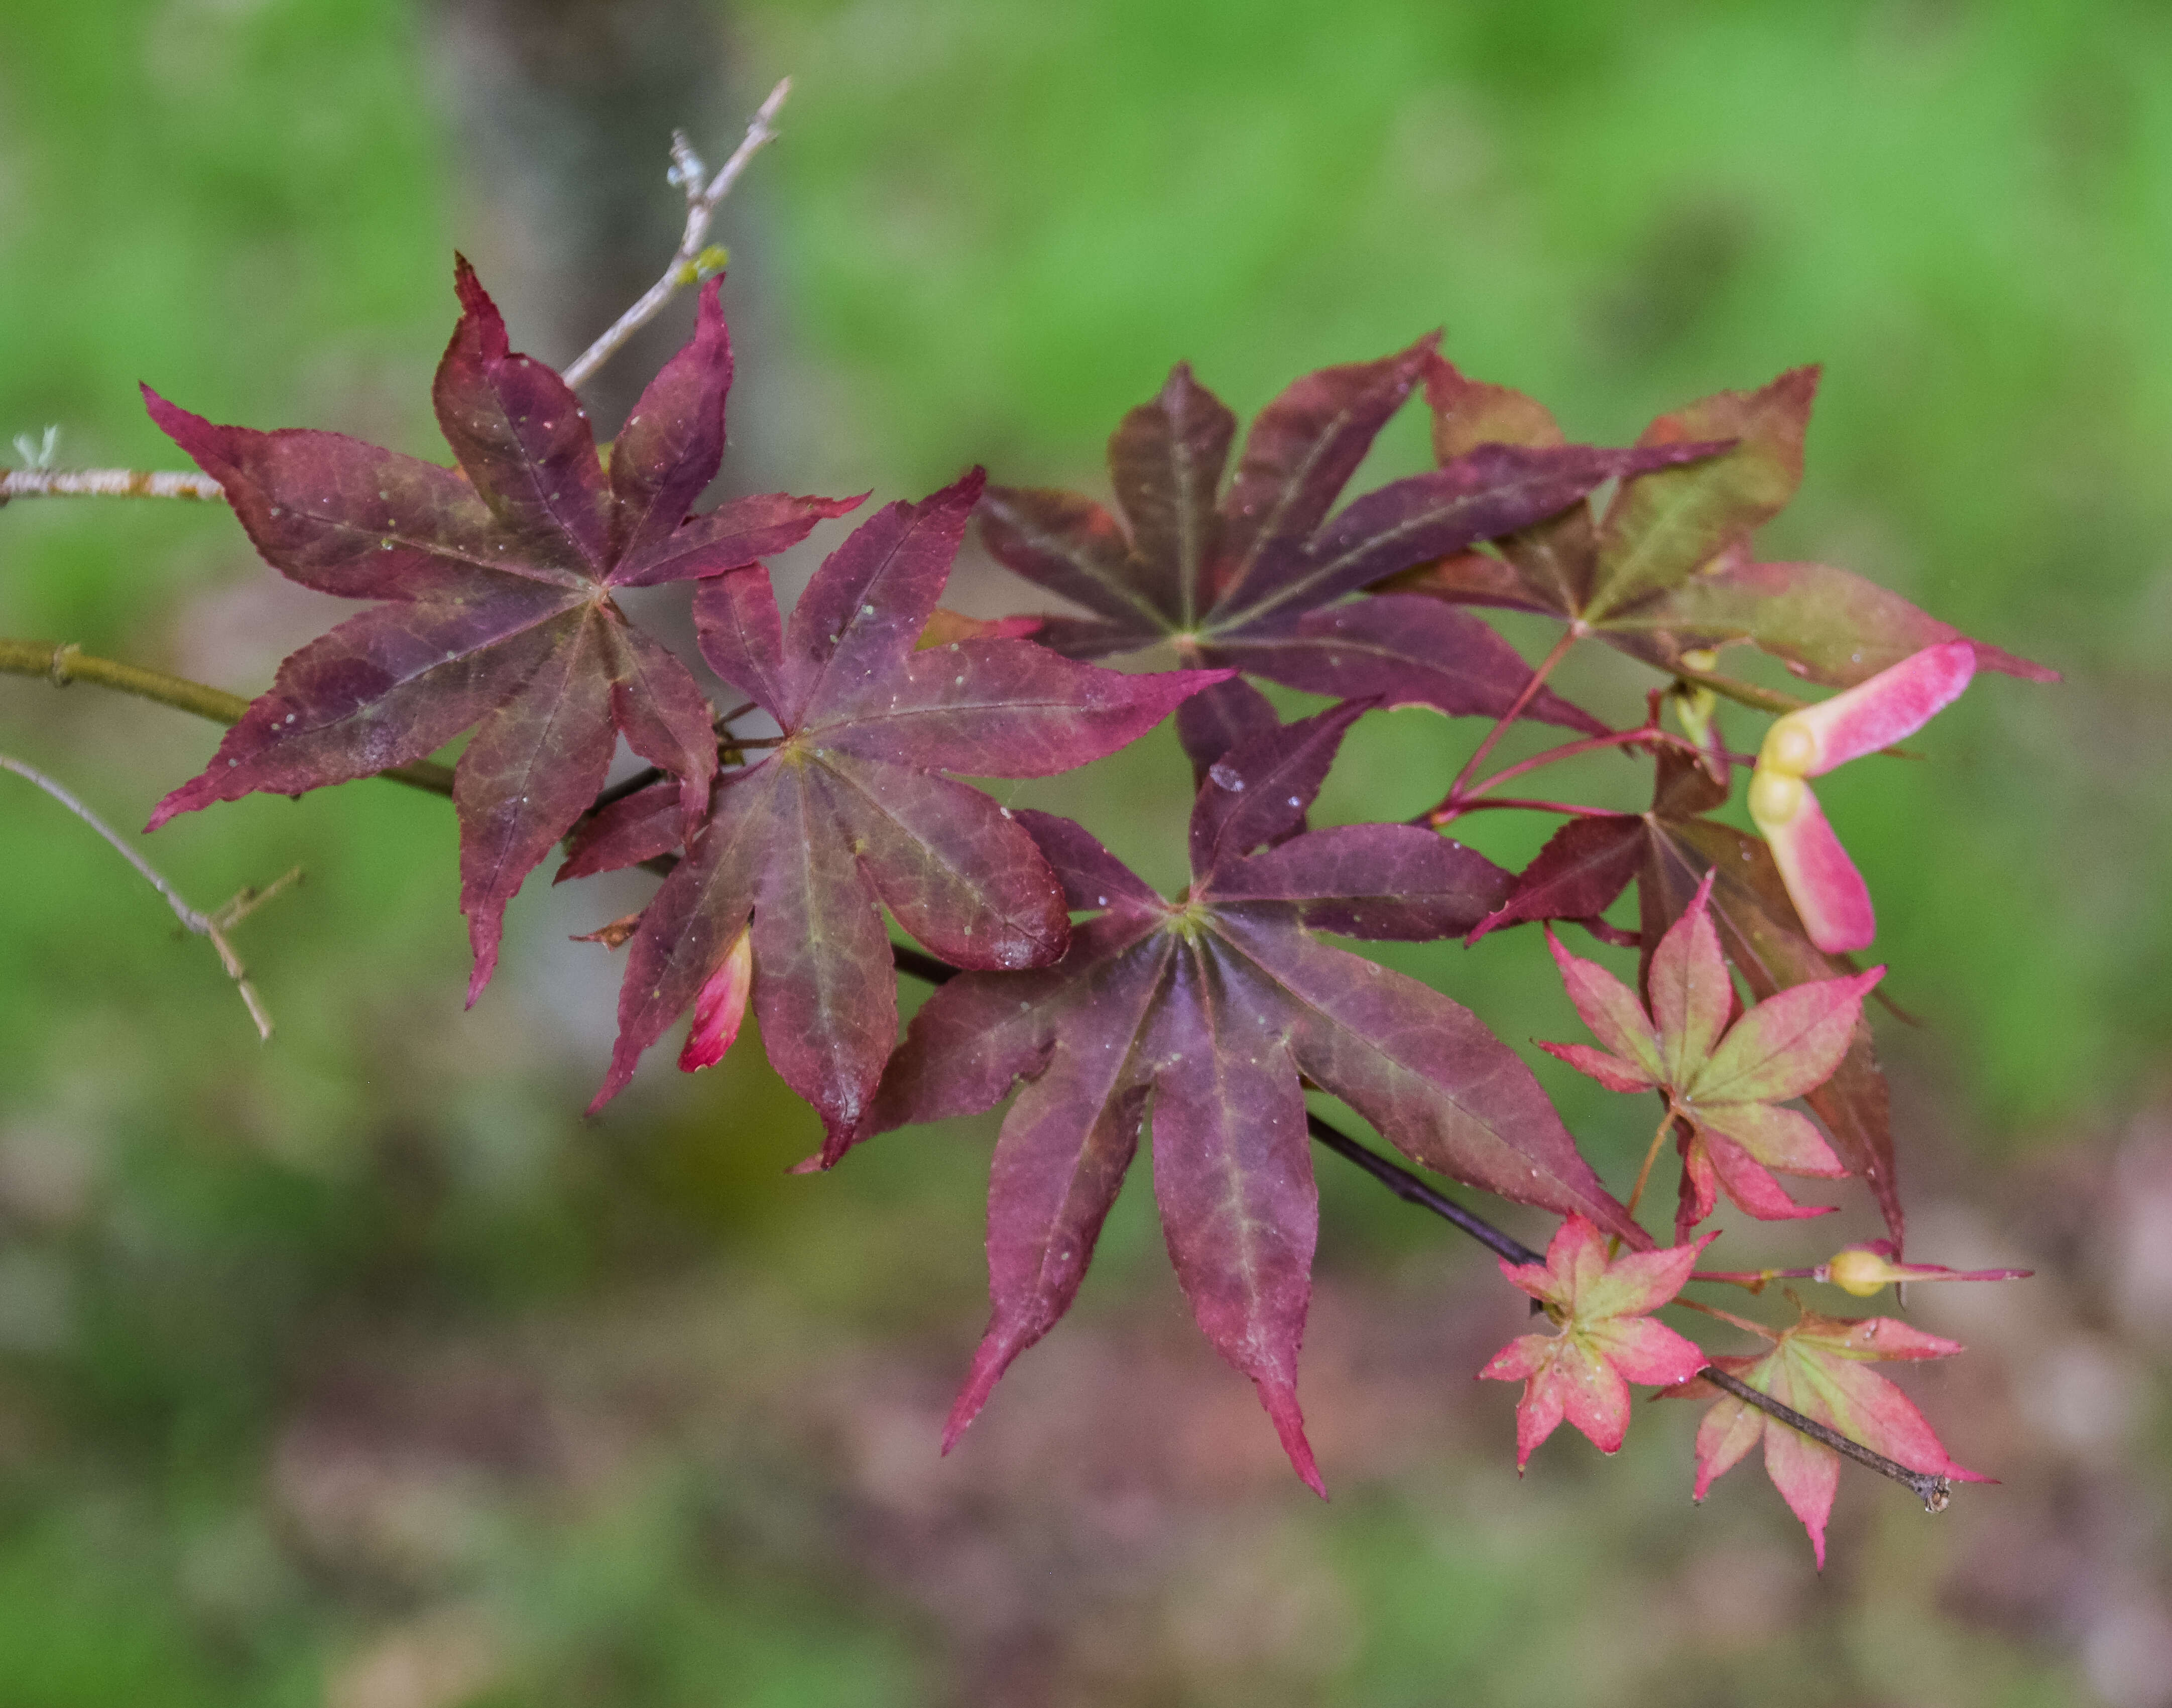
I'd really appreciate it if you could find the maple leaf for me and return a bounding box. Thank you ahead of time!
[1540,870,1878,1237]
[976,345,1724,730]
[1673,1306,1990,1567]
[1472,752,1908,1246]
[853,701,1646,1493]
[142,260,857,999]
[582,470,1227,1146]
[1478,1214,1712,1468]
[1400,358,2056,704]
[1748,640,1975,953]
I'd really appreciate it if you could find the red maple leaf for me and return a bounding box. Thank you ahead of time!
[852,701,1645,1494]
[976,345,1723,727]
[143,260,856,999]
[577,471,1226,1146]
[1478,1214,1712,1468]
[1538,871,1881,1237]
[1671,1305,1991,1568]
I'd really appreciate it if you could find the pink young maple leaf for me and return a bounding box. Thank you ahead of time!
[1479,1213,1713,1468]
[1671,1306,1991,1568]
[976,343,1724,728]
[569,470,1227,1146]
[1746,640,1976,953]
[143,259,857,1000]
[1539,871,1883,1238]
[851,701,1645,1495]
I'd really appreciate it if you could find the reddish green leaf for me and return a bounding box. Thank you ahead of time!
[1677,1307,1991,1567]
[1637,753,1904,1245]
[1586,367,1818,621]
[1479,1214,1712,1467]
[1542,873,1871,1238]
[1406,364,2053,707]
[1611,553,2058,689]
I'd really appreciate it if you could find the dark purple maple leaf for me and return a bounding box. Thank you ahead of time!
[849,701,1646,1494]
[1401,358,2058,702]
[579,469,1227,1146]
[976,342,1725,731]
[143,260,857,1000]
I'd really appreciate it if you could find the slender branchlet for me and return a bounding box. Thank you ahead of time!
[1,749,297,1038]
[1,467,226,504]
[559,76,792,391]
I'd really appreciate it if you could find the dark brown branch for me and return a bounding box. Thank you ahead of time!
[1698,1366,1951,1511]
[1302,1113,1540,1265]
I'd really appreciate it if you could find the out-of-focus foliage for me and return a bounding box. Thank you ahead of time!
[3,1,2168,1704]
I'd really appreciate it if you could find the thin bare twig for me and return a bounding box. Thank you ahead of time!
[0,638,454,798]
[1,468,226,503]
[559,77,793,391]
[1,750,298,1038]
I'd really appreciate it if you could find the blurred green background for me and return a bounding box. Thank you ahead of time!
[3,1,2168,1703]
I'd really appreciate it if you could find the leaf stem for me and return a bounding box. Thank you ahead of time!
[1671,1294,1777,1339]
[1687,1266,1819,1292]
[559,78,792,391]
[1430,796,1617,820]
[1440,627,1579,804]
[1,468,226,503]
[0,749,296,1038]
[1,639,454,797]
[1623,1106,1677,1226]
[1422,727,1699,828]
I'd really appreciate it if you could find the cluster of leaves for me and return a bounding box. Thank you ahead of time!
[138,264,2049,1558]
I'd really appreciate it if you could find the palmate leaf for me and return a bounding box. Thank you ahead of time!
[1479,1215,1713,1469]
[144,260,857,999]
[578,470,1226,1146]
[1537,872,1880,1239]
[1672,1306,1990,1568]
[977,345,1724,730]
[854,701,1644,1494]
[1471,753,1910,1245]
[1401,357,2057,701]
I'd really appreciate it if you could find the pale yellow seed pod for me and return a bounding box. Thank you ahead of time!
[1747,767,1805,827]
[1760,717,1819,777]
[1825,1248,1897,1296]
